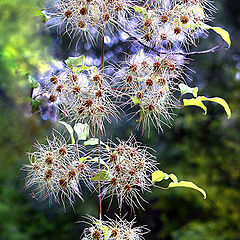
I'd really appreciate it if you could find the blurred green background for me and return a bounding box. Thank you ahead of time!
[0,0,239,239]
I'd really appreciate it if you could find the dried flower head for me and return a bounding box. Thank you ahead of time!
[133,0,216,48]
[24,131,93,206]
[39,65,119,134]
[98,135,157,209]
[115,50,185,132]
[81,215,148,240]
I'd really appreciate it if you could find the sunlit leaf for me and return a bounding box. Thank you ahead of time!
[168,181,207,199]
[183,96,231,119]
[211,27,231,49]
[152,171,166,183]
[131,97,140,105]
[179,83,198,98]
[79,157,90,163]
[198,96,231,119]
[90,66,98,75]
[91,170,112,181]
[84,138,100,146]
[74,123,89,141]
[73,65,89,73]
[40,10,51,23]
[59,121,75,144]
[183,98,207,115]
[169,173,178,183]
[133,5,145,13]
[65,55,85,68]
[201,23,231,49]
[86,157,110,170]
[28,75,39,89]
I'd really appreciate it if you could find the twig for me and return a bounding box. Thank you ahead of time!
[114,21,223,56]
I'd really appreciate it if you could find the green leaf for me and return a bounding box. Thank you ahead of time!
[65,55,85,68]
[152,171,166,183]
[59,121,75,144]
[38,10,51,23]
[29,98,42,113]
[73,65,89,73]
[74,123,89,141]
[131,97,140,105]
[79,157,90,163]
[84,138,100,146]
[90,66,98,75]
[100,225,110,238]
[133,5,145,13]
[179,83,198,98]
[86,157,110,170]
[136,107,148,122]
[168,181,207,199]
[183,96,231,119]
[201,24,231,49]
[28,75,39,89]
[91,170,112,181]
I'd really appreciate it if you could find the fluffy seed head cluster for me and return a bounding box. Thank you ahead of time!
[40,66,119,133]
[100,135,157,209]
[24,131,93,206]
[116,51,184,131]
[46,0,135,42]
[135,0,216,48]
[81,215,148,240]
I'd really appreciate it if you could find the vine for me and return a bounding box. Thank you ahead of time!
[25,0,231,239]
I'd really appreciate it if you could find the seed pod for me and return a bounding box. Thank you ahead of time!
[160,15,168,23]
[68,170,76,180]
[146,78,154,87]
[56,85,64,93]
[45,170,53,180]
[92,230,101,239]
[174,27,181,34]
[181,15,189,24]
[59,147,67,156]
[49,95,57,102]
[65,10,72,18]
[59,178,67,187]
[80,7,88,15]
[50,76,58,84]
[77,106,85,114]
[85,99,93,107]
[78,20,86,28]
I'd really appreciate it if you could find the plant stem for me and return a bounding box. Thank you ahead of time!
[98,7,106,221]
[98,117,102,221]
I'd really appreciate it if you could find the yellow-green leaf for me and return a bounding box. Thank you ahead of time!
[84,138,99,146]
[183,98,207,115]
[169,173,178,183]
[91,170,111,181]
[201,23,231,49]
[152,171,166,183]
[59,121,75,144]
[179,83,198,98]
[183,96,231,119]
[66,55,85,68]
[74,123,89,141]
[211,27,231,49]
[198,96,231,119]
[168,181,207,199]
